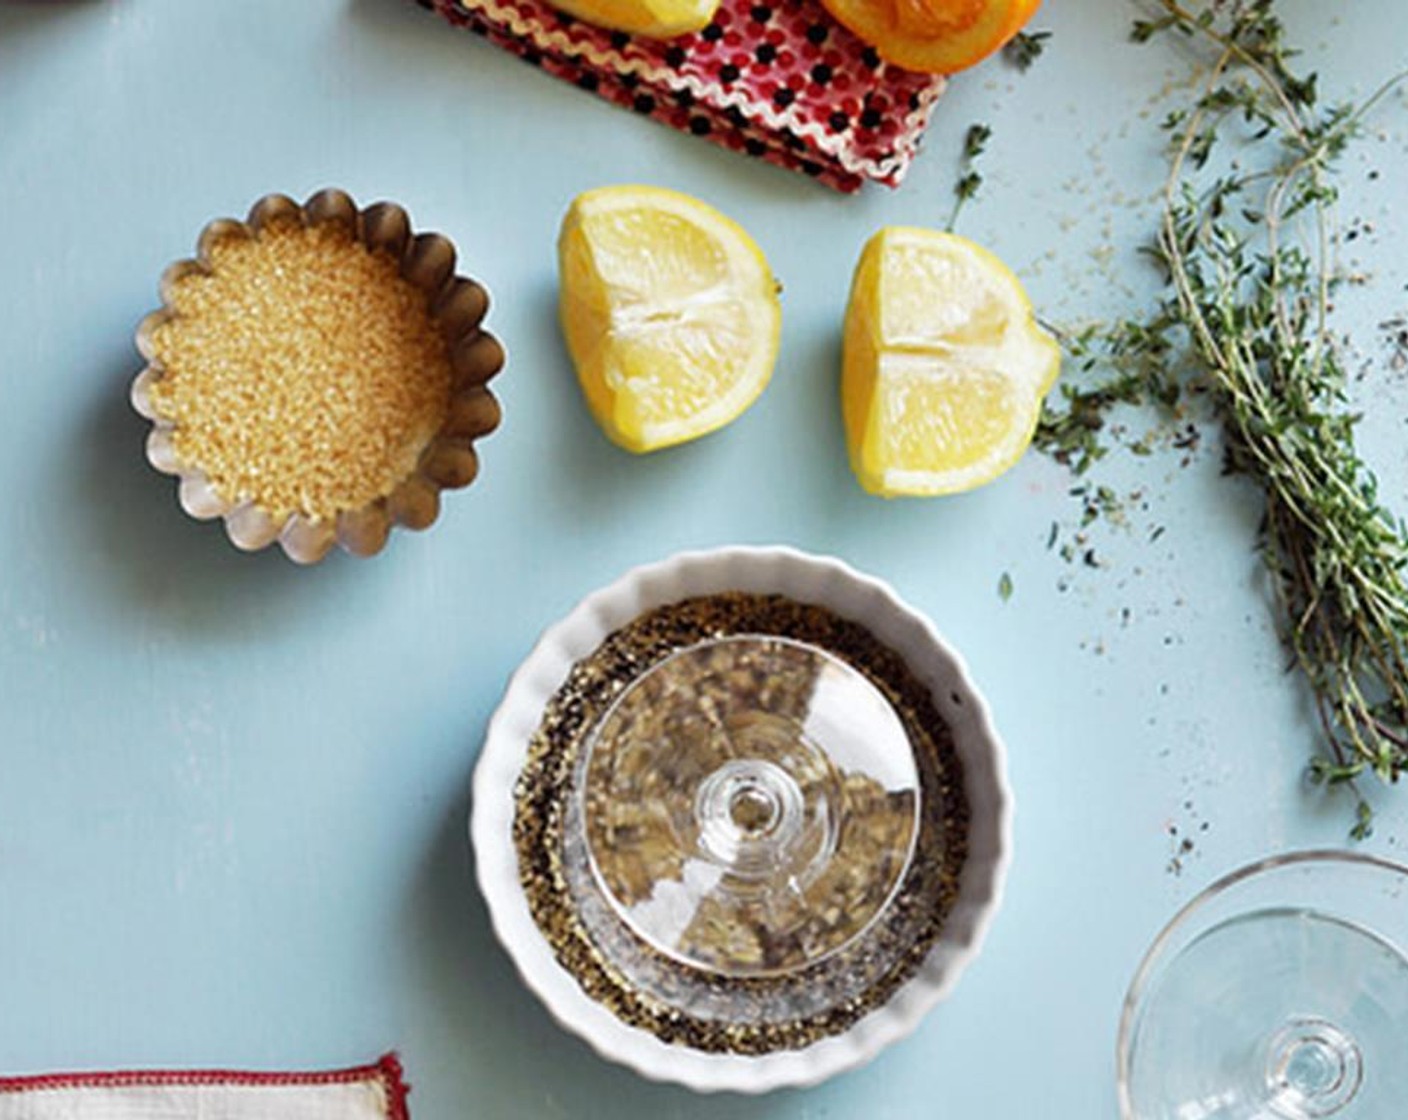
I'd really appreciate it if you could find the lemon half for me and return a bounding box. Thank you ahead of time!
[559,186,782,454]
[842,227,1059,497]
[548,0,719,39]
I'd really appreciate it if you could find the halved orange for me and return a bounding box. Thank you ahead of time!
[821,0,1042,74]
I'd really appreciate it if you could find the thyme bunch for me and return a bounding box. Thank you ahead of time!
[1045,0,1408,835]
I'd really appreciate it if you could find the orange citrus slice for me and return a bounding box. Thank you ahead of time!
[820,0,1042,74]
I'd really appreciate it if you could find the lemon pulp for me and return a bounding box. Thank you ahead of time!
[842,226,1059,496]
[559,185,781,454]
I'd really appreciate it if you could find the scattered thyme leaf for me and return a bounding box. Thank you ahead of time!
[1380,315,1408,372]
[964,122,992,159]
[1003,29,1051,72]
[998,571,1014,602]
[1351,798,1375,841]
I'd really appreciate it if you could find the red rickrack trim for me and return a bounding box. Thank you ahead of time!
[0,1052,411,1119]
[416,0,944,192]
[381,1053,412,1120]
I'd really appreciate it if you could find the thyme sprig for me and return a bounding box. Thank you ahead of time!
[1041,0,1408,836]
[948,122,992,231]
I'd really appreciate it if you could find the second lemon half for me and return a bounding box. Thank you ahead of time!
[558,186,782,454]
[842,227,1060,497]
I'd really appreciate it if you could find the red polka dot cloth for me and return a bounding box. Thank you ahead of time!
[414,0,946,192]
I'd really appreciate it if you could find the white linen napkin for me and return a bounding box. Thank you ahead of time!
[0,1054,407,1120]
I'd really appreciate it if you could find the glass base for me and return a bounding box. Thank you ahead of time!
[575,635,920,977]
[1263,1016,1362,1118]
[1119,853,1408,1120]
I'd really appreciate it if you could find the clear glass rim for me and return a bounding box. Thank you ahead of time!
[1115,847,1408,1119]
[574,632,924,979]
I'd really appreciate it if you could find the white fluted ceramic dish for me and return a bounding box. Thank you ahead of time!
[471,546,1012,1093]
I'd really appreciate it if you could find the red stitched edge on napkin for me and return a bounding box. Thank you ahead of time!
[0,1052,410,1119]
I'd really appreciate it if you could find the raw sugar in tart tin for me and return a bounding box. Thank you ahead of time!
[473,546,1011,1092]
[130,188,505,563]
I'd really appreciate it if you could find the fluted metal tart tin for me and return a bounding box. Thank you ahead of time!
[130,188,504,563]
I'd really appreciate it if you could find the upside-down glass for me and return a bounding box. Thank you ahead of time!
[570,635,922,989]
[1118,850,1408,1119]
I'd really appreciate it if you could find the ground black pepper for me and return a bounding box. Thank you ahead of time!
[513,593,970,1054]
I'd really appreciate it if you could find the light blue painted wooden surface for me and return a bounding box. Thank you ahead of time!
[1,1,1405,1115]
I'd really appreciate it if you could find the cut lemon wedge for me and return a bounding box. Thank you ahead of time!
[558,186,782,454]
[548,0,719,38]
[820,0,1041,74]
[842,227,1059,497]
